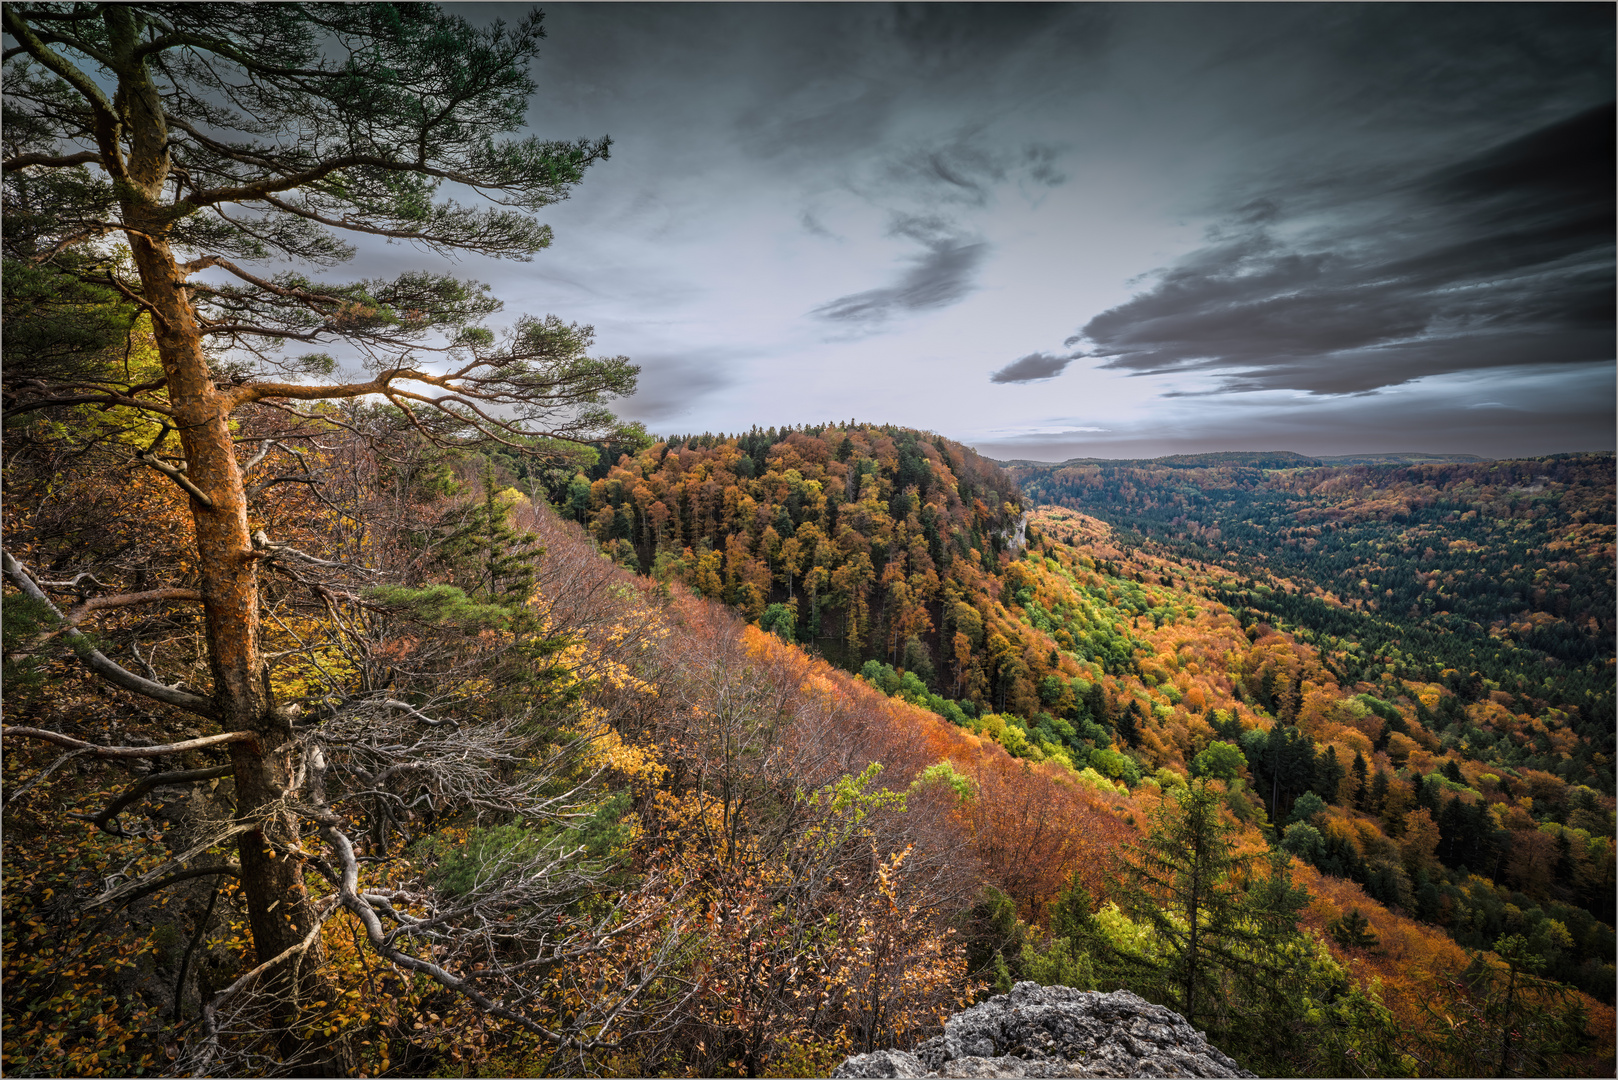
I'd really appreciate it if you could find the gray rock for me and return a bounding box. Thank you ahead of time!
[833,982,1255,1078]
[833,1049,929,1077]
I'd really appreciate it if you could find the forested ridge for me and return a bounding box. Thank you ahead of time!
[2,3,1613,1077]
[549,423,1024,682]
[1004,455,1615,788]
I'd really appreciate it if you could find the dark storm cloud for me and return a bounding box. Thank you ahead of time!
[990,352,1080,384]
[812,214,987,325]
[1069,103,1616,396]
[724,5,1106,167]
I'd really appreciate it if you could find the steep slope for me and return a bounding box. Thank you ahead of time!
[1005,453,1616,789]
[553,427,1615,1016]
[556,423,1025,684]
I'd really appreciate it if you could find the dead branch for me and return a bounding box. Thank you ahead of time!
[89,823,256,908]
[108,862,242,909]
[2,549,219,718]
[73,764,235,835]
[1,726,256,759]
[61,587,205,628]
[193,896,338,1072]
[250,530,373,572]
[132,447,215,507]
[3,747,90,808]
[30,570,108,591]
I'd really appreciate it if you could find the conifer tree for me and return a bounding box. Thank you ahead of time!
[2,3,642,1064]
[1115,779,1250,1028]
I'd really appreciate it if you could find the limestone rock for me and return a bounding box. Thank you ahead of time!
[833,982,1255,1078]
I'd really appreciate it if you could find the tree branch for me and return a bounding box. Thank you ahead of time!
[3,391,176,420]
[2,549,219,718]
[2,149,101,173]
[106,862,242,909]
[73,764,235,836]
[89,823,255,908]
[250,530,372,572]
[3,748,90,808]
[320,817,589,1049]
[0,8,124,180]
[2,726,254,758]
[195,895,336,1069]
[62,587,205,628]
[132,448,216,508]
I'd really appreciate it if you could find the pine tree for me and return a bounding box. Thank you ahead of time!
[1327,908,1379,950]
[1351,750,1370,810]
[1115,779,1250,1028]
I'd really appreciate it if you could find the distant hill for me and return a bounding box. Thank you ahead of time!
[993,450,1493,469]
[993,451,1318,469]
[1000,450,1614,789]
[1314,452,1489,465]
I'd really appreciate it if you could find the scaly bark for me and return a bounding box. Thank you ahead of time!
[97,9,339,1057]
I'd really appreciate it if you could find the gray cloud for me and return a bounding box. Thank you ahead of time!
[883,137,1008,207]
[887,2,1079,66]
[971,361,1615,462]
[616,353,731,424]
[878,134,1069,207]
[1068,102,1615,396]
[1021,143,1067,188]
[991,351,1080,384]
[812,221,988,325]
[799,210,836,239]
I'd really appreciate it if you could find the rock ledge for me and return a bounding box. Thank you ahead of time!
[832,982,1255,1078]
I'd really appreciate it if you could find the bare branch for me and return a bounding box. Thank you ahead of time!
[73,764,235,836]
[62,587,205,628]
[132,447,216,508]
[377,698,458,728]
[195,896,337,1069]
[250,530,373,572]
[3,748,90,808]
[239,438,278,474]
[30,570,108,591]
[89,823,255,908]
[106,862,242,909]
[2,549,219,719]
[319,817,586,1048]
[2,726,255,758]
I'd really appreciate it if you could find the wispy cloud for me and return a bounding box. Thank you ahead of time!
[812,214,988,325]
[616,352,732,424]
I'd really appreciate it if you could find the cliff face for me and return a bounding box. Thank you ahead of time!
[832,982,1256,1078]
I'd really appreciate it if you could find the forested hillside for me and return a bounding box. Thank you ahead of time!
[543,424,1023,683]
[3,3,1612,1077]
[548,430,1616,1019]
[1006,455,1616,788]
[9,401,1614,1075]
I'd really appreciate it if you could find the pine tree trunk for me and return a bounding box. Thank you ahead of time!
[111,23,340,1060]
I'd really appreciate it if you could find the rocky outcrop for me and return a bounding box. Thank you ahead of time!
[832,982,1255,1078]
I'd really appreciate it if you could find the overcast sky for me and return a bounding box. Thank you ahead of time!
[425,3,1613,461]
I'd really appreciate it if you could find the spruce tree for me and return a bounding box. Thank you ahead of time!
[1115,779,1250,1028]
